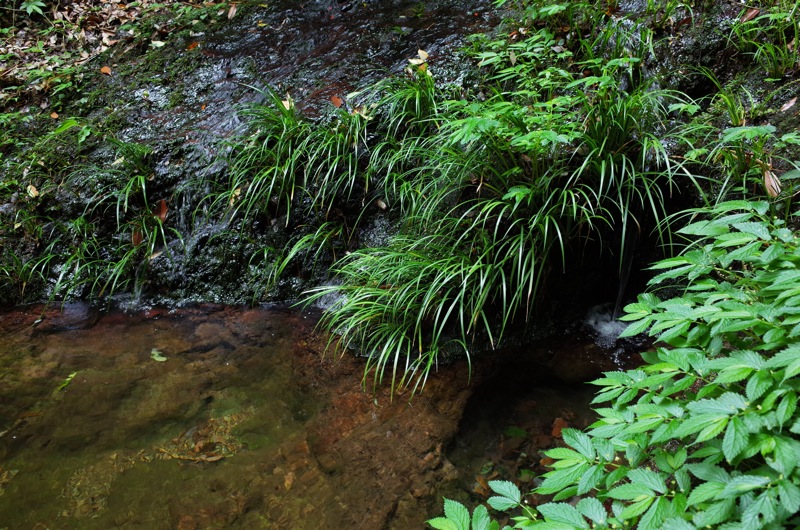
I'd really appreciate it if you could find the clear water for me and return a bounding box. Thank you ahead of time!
[0,303,622,529]
[0,304,472,529]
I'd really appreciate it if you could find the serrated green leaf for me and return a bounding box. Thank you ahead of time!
[472,505,492,530]
[486,496,518,512]
[746,370,774,401]
[628,468,667,494]
[545,448,587,461]
[562,429,595,459]
[692,498,734,527]
[427,517,459,530]
[606,483,653,501]
[678,220,730,236]
[619,496,654,520]
[777,479,800,513]
[537,503,589,528]
[638,497,668,530]
[731,221,771,240]
[661,517,697,530]
[537,463,590,494]
[444,498,471,530]
[488,480,521,504]
[722,416,749,463]
[577,465,604,495]
[721,475,770,497]
[687,481,725,506]
[576,497,606,524]
[714,365,753,384]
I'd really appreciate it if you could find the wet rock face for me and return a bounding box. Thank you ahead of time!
[33,0,498,308]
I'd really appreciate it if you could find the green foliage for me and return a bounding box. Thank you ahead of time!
[432,200,800,529]
[20,0,46,17]
[730,2,800,80]
[304,15,706,391]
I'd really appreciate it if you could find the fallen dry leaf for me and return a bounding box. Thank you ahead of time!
[227,3,237,19]
[764,169,781,198]
[186,41,199,51]
[781,97,797,112]
[330,95,343,108]
[100,65,112,75]
[154,199,168,221]
[50,112,59,119]
[27,184,39,198]
[551,417,568,437]
[741,8,760,23]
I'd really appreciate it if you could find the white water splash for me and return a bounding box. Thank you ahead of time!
[584,305,628,349]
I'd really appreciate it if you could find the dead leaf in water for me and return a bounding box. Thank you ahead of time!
[284,471,295,490]
[781,97,796,112]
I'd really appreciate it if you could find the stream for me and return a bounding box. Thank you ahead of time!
[0,304,626,529]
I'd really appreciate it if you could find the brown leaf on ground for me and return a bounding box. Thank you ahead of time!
[551,417,568,437]
[741,8,760,23]
[781,97,796,112]
[154,199,168,222]
[100,65,112,75]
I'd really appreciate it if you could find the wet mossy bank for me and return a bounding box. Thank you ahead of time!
[0,0,497,308]
[1,0,799,326]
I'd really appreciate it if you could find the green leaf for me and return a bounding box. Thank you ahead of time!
[661,517,697,530]
[488,481,521,505]
[696,416,729,442]
[619,497,654,521]
[722,416,749,463]
[628,468,667,494]
[537,502,589,528]
[745,370,773,401]
[721,475,770,497]
[428,517,459,530]
[692,499,734,527]
[637,497,669,530]
[471,505,492,530]
[576,498,606,524]
[677,220,730,236]
[606,483,653,501]
[537,463,590,494]
[777,479,800,513]
[577,465,604,495]
[444,498,471,530]
[687,481,725,506]
[562,429,595,459]
[150,348,167,362]
[731,221,771,240]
